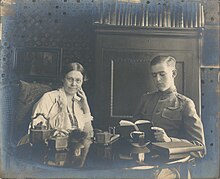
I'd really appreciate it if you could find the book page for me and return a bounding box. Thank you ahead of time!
[119,120,135,126]
[135,119,151,125]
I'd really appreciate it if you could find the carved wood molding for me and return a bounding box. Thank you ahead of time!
[95,0,205,28]
[94,24,204,38]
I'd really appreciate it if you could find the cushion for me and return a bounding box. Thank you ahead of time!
[16,80,52,122]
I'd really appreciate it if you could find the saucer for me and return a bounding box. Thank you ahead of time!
[127,139,151,148]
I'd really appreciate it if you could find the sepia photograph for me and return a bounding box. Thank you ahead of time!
[0,0,219,178]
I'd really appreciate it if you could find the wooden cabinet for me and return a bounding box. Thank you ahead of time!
[94,25,203,129]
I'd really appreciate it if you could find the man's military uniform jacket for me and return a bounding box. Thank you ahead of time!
[134,86,206,158]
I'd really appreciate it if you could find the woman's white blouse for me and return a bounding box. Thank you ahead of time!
[31,88,93,131]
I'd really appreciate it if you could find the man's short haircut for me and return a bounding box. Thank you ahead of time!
[150,55,176,69]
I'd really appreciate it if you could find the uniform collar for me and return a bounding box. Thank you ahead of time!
[158,86,177,99]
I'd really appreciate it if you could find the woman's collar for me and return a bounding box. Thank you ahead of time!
[57,87,68,106]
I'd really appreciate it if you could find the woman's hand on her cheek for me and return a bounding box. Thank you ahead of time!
[151,127,171,142]
[76,88,90,114]
[77,88,87,101]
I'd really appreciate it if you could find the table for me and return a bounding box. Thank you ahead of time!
[15,137,192,178]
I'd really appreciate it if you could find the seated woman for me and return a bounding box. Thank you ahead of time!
[18,62,94,145]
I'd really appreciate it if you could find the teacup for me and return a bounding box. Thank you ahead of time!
[130,131,145,145]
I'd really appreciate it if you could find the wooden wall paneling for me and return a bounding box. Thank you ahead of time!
[95,26,202,129]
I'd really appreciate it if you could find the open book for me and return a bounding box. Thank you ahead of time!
[118,119,155,141]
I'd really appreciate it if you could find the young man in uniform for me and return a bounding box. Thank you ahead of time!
[134,55,206,158]
[133,55,206,178]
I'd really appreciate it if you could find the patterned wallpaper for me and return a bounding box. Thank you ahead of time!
[1,0,98,85]
[203,0,219,25]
